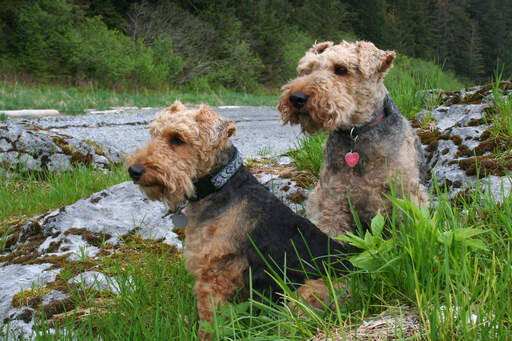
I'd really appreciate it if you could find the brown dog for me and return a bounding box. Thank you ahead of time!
[279,41,428,237]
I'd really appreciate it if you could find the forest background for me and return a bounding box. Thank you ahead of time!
[0,0,510,93]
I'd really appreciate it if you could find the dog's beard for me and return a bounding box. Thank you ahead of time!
[137,183,187,212]
[297,111,324,134]
[137,184,164,201]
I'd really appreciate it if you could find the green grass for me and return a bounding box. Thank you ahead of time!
[32,252,200,340]
[488,67,512,139]
[4,177,507,340]
[0,82,278,115]
[386,55,464,118]
[0,165,129,228]
[287,132,327,176]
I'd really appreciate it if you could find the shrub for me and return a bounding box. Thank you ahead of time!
[151,36,184,81]
[68,16,136,84]
[13,0,76,78]
[207,41,263,92]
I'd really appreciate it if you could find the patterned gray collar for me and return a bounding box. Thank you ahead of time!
[189,147,243,201]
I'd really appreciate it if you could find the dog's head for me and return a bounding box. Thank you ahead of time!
[278,40,395,133]
[126,101,236,211]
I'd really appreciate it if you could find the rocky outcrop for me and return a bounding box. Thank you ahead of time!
[0,182,181,338]
[414,81,512,199]
[0,122,122,174]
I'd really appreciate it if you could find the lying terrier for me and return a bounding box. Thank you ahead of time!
[278,41,429,237]
[127,101,352,338]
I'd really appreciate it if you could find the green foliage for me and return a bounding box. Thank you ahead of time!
[386,54,463,117]
[151,36,184,81]
[281,31,316,81]
[287,132,328,177]
[68,16,136,82]
[206,40,263,92]
[7,0,508,90]
[339,202,488,286]
[488,66,512,138]
[13,0,76,77]
[0,82,278,115]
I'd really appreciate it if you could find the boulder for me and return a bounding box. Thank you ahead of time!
[414,81,512,199]
[0,122,122,173]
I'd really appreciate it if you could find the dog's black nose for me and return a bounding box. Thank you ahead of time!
[128,165,145,181]
[289,92,309,109]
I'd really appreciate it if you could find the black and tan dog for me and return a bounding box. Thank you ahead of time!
[127,101,352,338]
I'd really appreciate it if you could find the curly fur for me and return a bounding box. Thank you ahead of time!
[278,41,428,237]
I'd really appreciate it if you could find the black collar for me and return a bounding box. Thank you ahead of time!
[188,147,243,202]
[335,95,392,136]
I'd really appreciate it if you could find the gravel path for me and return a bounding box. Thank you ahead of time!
[21,106,303,158]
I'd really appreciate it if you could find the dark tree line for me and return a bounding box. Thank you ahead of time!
[0,0,510,90]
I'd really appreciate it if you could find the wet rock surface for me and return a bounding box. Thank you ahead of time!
[0,122,122,173]
[414,81,512,198]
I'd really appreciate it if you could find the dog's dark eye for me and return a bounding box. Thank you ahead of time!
[170,136,184,145]
[334,65,348,75]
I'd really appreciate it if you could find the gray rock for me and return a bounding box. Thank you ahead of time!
[0,263,59,339]
[415,86,512,200]
[0,122,122,173]
[0,138,11,152]
[16,182,181,251]
[14,106,301,158]
[69,271,130,294]
[17,129,58,154]
[42,290,68,306]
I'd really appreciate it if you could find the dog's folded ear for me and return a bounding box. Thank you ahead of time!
[168,100,187,113]
[196,106,236,143]
[226,121,236,137]
[309,41,334,55]
[218,120,236,138]
[356,41,396,79]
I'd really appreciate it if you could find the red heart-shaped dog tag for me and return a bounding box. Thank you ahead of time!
[345,152,359,167]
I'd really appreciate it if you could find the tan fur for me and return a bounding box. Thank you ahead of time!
[293,278,348,312]
[278,41,428,237]
[279,40,395,133]
[184,201,252,325]
[127,101,236,211]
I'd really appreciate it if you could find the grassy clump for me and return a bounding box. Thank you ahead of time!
[386,55,464,118]
[0,165,129,229]
[487,68,512,140]
[0,82,278,115]
[287,132,327,176]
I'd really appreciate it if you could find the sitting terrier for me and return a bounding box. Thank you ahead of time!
[127,101,353,338]
[278,40,429,238]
